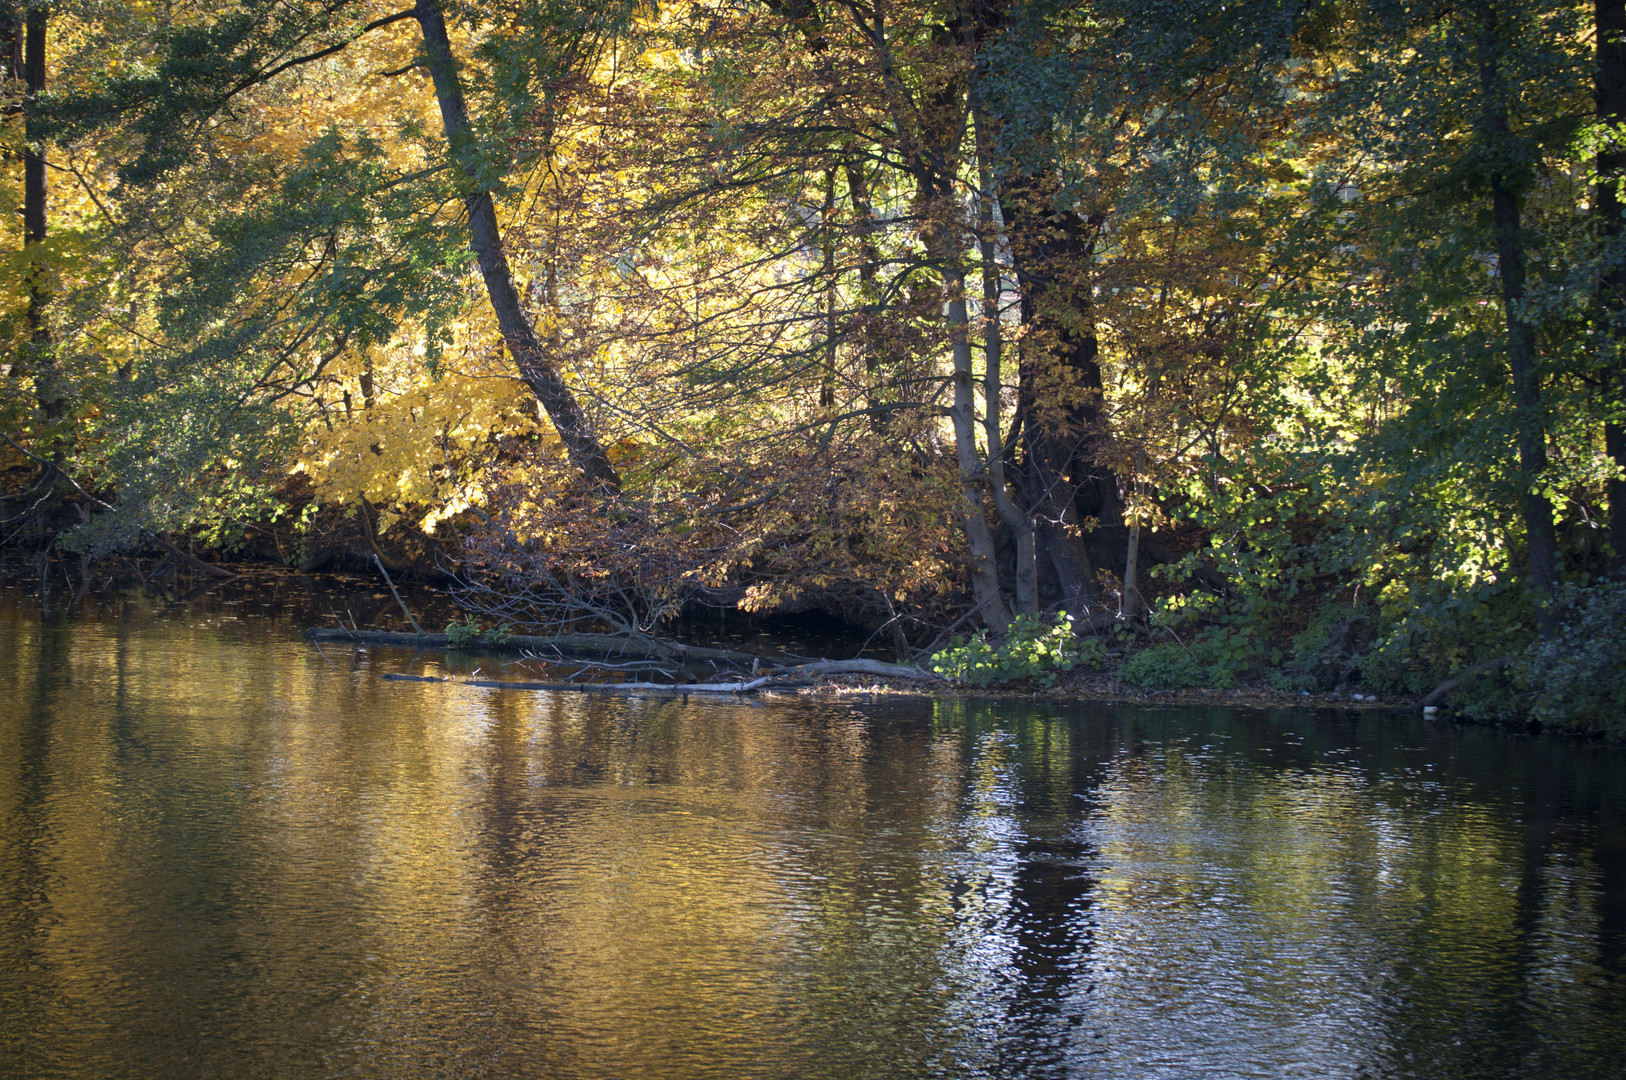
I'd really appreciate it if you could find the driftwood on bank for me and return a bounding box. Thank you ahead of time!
[338,630,943,694]
[307,608,944,695]
[382,672,778,693]
[772,658,937,680]
[304,626,787,666]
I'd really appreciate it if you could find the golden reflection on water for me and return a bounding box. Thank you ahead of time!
[1,591,1624,1079]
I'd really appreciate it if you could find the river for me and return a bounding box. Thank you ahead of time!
[1,577,1622,1078]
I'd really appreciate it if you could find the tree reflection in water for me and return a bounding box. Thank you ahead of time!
[0,588,1622,1079]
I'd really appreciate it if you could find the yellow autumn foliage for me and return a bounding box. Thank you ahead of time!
[292,334,561,534]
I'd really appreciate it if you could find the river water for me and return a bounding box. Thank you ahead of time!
[1,578,1623,1079]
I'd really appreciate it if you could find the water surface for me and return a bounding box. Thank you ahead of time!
[1,583,1623,1078]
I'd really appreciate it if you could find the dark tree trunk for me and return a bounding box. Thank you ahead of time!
[1491,184,1562,599]
[18,2,57,444]
[1475,12,1560,605]
[819,166,837,410]
[21,2,41,244]
[1004,181,1108,615]
[414,0,619,491]
[1598,0,1626,575]
[844,160,897,430]
[0,5,20,89]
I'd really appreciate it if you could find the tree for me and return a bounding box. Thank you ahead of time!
[31,0,627,547]
[1596,0,1626,574]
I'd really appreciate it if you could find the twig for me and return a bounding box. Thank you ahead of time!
[913,601,993,662]
[520,646,678,676]
[373,554,426,635]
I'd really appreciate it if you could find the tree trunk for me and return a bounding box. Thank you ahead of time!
[1122,450,1148,620]
[1476,12,1560,604]
[413,0,619,490]
[1598,0,1626,575]
[1004,177,1107,617]
[844,160,894,430]
[946,259,1012,633]
[819,165,837,411]
[972,96,1037,616]
[1492,186,1562,599]
[0,5,18,79]
[20,3,55,435]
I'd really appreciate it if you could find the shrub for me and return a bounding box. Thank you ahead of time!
[930,612,1104,687]
[445,615,483,648]
[1359,582,1536,696]
[1119,641,1206,689]
[1510,580,1626,739]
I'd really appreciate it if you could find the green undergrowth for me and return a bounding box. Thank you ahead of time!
[926,578,1626,740]
[445,616,513,649]
[930,612,1104,687]
[1456,580,1626,739]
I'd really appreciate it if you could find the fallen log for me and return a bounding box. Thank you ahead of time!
[319,626,938,688]
[771,658,940,681]
[380,672,775,694]
[306,626,792,666]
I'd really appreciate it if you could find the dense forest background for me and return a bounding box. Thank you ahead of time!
[2,0,1624,735]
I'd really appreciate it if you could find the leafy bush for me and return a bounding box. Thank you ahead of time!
[1359,582,1536,696]
[1265,666,1314,692]
[1358,633,1433,696]
[445,616,484,648]
[1277,609,1375,691]
[1121,621,1279,690]
[1119,641,1206,689]
[930,613,1104,687]
[445,617,514,648]
[1509,581,1626,739]
[1125,614,1300,692]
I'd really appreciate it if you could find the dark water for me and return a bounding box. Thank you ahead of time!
[1,581,1623,1079]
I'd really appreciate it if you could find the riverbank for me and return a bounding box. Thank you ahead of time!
[307,625,1417,714]
[0,557,1536,731]
[351,649,1421,716]
[803,670,1419,713]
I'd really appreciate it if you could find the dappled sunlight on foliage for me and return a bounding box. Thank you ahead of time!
[2,0,1625,733]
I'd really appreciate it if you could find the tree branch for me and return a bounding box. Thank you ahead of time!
[231,10,418,96]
